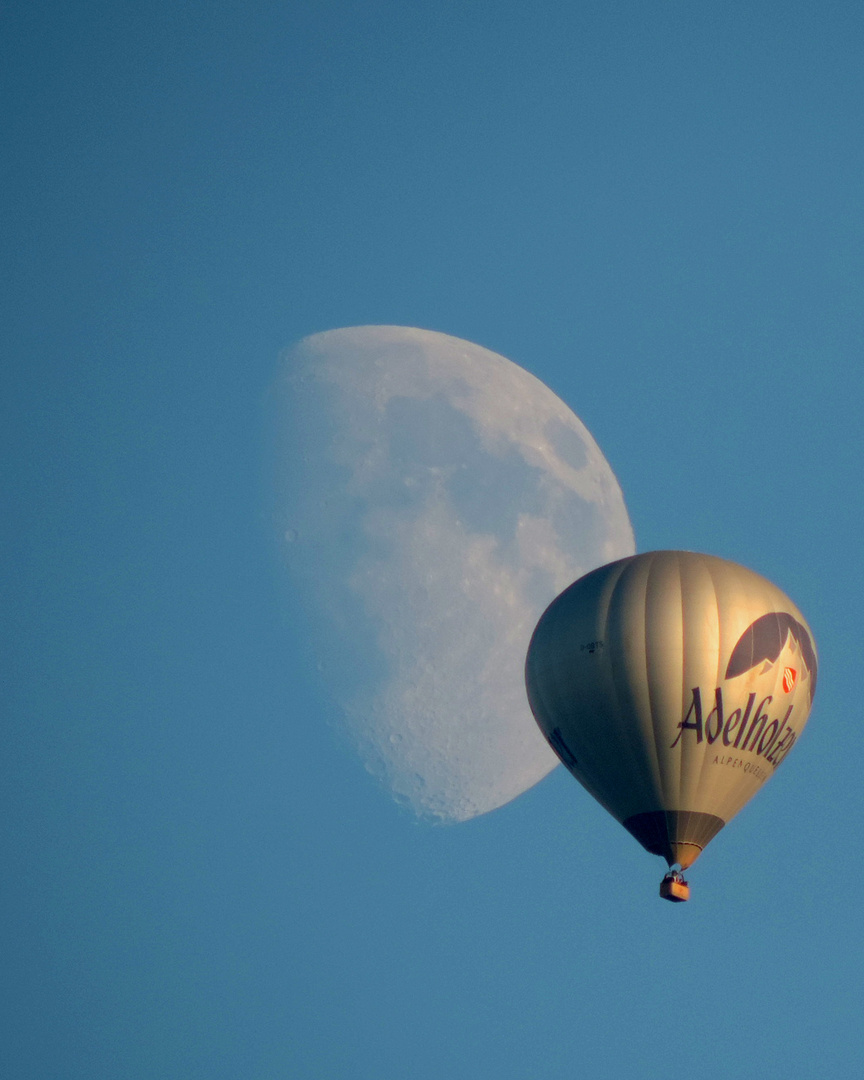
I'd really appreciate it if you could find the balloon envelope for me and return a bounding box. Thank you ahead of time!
[525,551,818,869]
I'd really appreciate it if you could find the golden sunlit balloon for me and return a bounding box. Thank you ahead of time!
[525,550,818,901]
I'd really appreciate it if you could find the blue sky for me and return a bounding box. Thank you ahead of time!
[3,2,864,1077]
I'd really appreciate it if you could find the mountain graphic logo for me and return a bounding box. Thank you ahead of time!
[725,612,817,704]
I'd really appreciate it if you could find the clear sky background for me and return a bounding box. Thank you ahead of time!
[4,3,863,1078]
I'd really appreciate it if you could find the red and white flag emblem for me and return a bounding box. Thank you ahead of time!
[782,666,797,693]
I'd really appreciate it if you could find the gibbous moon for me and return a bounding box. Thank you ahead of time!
[270,326,634,821]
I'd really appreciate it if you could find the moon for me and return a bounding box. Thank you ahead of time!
[270,326,635,821]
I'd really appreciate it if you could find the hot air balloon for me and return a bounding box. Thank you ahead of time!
[525,551,818,902]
